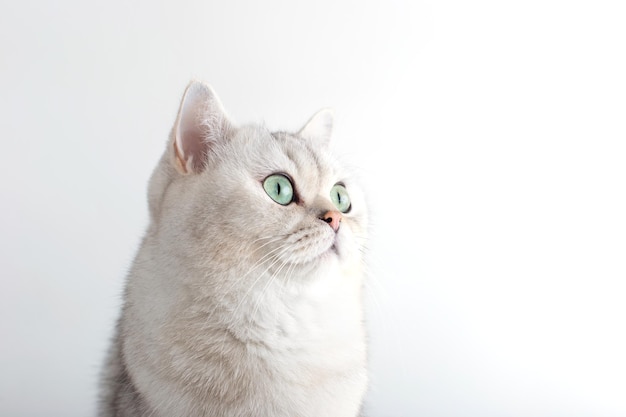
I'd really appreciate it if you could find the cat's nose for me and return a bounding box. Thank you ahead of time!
[320,210,342,232]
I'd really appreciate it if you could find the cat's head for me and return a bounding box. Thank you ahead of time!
[148,81,367,282]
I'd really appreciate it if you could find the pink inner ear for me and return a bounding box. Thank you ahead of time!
[173,81,231,174]
[180,127,208,173]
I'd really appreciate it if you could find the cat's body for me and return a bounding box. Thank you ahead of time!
[100,81,368,417]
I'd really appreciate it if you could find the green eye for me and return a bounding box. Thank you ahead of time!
[330,183,351,213]
[263,174,294,205]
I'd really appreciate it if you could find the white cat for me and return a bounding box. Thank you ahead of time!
[99,81,369,417]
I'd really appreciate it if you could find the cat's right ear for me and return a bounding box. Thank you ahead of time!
[298,108,334,147]
[172,81,232,174]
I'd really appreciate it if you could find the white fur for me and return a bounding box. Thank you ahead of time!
[103,81,368,417]
[298,108,335,146]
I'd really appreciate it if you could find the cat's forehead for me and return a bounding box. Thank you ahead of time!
[274,132,344,193]
[236,127,342,188]
[273,132,332,176]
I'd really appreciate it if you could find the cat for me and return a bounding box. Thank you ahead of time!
[99,81,369,417]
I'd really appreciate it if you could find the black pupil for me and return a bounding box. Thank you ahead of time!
[276,182,281,195]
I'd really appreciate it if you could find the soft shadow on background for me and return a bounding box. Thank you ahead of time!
[1,1,625,416]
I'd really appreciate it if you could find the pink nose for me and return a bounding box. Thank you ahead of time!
[320,210,342,232]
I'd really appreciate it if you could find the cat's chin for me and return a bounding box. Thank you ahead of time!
[300,239,343,270]
[276,239,341,273]
[315,244,339,264]
[272,225,343,268]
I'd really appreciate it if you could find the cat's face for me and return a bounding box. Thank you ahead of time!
[199,128,366,276]
[150,82,367,285]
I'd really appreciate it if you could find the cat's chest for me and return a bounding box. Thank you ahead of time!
[229,287,367,401]
[231,272,364,350]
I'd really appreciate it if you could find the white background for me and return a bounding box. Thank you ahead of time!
[1,1,625,416]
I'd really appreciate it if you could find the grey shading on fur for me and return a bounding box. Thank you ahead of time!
[99,81,369,417]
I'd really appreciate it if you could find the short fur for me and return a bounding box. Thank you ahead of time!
[99,81,368,417]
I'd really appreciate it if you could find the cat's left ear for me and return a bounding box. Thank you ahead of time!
[297,108,334,146]
[172,81,232,175]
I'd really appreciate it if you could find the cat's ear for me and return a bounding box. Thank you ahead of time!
[297,108,334,146]
[172,81,232,174]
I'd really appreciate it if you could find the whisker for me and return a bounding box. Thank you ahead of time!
[250,256,291,319]
[207,240,288,316]
[230,244,293,320]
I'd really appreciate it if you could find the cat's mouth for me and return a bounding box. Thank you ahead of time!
[275,227,340,266]
[308,234,342,264]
